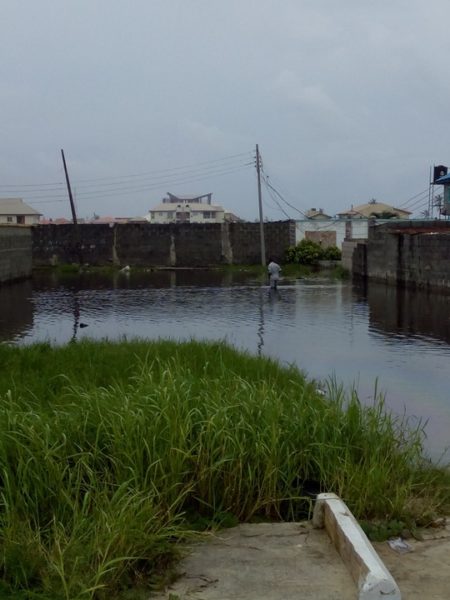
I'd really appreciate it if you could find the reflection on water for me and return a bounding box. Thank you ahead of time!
[0,280,34,341]
[365,283,450,345]
[1,270,449,459]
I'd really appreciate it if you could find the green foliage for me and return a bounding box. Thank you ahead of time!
[360,519,408,542]
[0,340,448,598]
[285,239,341,265]
[56,263,81,274]
[285,239,323,265]
[322,245,342,260]
[370,211,398,219]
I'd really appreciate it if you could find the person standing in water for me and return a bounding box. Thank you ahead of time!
[267,257,281,289]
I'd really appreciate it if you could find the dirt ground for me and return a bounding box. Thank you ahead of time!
[373,521,450,600]
[152,521,450,600]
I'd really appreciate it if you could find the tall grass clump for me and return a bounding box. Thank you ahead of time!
[0,339,448,598]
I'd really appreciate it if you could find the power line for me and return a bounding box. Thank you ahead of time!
[72,160,253,192]
[261,177,292,220]
[0,151,253,194]
[22,162,252,200]
[261,171,307,218]
[396,187,430,209]
[73,164,252,200]
[73,151,253,184]
[399,191,431,211]
[0,181,65,191]
[26,163,252,206]
[27,198,65,204]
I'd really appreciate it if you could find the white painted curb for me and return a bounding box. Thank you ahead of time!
[313,493,401,600]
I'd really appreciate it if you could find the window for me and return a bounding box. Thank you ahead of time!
[176,211,190,222]
[203,211,214,219]
[7,216,13,223]
[17,216,25,224]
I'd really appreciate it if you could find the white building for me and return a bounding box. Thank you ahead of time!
[295,203,413,248]
[146,192,240,224]
[0,198,41,225]
[295,218,369,248]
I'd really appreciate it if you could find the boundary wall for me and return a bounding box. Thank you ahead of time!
[0,226,32,283]
[366,220,450,292]
[32,221,296,267]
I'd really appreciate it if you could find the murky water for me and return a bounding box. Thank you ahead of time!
[1,269,449,459]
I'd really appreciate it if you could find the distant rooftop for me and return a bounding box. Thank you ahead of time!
[0,198,41,216]
[305,208,332,219]
[163,192,213,205]
[338,201,411,219]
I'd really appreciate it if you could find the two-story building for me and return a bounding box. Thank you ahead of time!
[146,192,240,224]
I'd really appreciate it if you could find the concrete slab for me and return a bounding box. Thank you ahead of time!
[151,522,356,599]
[373,522,450,600]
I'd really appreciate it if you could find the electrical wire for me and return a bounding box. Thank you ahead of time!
[73,151,253,184]
[261,177,292,220]
[23,163,251,201]
[0,181,65,191]
[396,187,430,209]
[260,171,307,219]
[0,151,253,196]
[72,164,252,201]
[72,161,254,194]
[24,163,253,208]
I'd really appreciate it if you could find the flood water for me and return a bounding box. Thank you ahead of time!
[1,269,449,460]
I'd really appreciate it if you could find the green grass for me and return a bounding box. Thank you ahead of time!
[34,262,349,281]
[0,339,448,598]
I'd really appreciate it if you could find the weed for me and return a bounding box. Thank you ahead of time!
[0,340,448,597]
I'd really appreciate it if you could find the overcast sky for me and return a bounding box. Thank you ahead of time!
[1,1,449,221]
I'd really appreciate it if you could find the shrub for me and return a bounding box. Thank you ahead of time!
[285,239,323,265]
[322,246,341,260]
[285,240,342,265]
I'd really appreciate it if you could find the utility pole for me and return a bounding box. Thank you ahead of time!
[428,166,433,219]
[61,149,78,225]
[256,144,266,266]
[61,149,82,264]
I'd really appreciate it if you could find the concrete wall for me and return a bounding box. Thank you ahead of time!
[366,220,450,291]
[342,239,367,274]
[32,220,296,267]
[0,226,32,283]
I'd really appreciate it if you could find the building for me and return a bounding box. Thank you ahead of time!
[305,207,332,220]
[0,198,41,225]
[295,200,410,248]
[146,192,240,224]
[337,200,412,219]
[295,217,369,249]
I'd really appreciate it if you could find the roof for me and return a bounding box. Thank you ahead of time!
[338,201,411,218]
[224,212,244,222]
[39,218,72,224]
[165,192,212,203]
[150,202,224,212]
[305,208,332,219]
[0,198,41,216]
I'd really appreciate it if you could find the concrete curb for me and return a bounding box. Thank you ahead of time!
[313,493,401,600]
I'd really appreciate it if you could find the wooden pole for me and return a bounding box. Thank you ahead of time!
[61,149,78,225]
[428,166,432,219]
[61,149,82,264]
[256,144,266,266]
